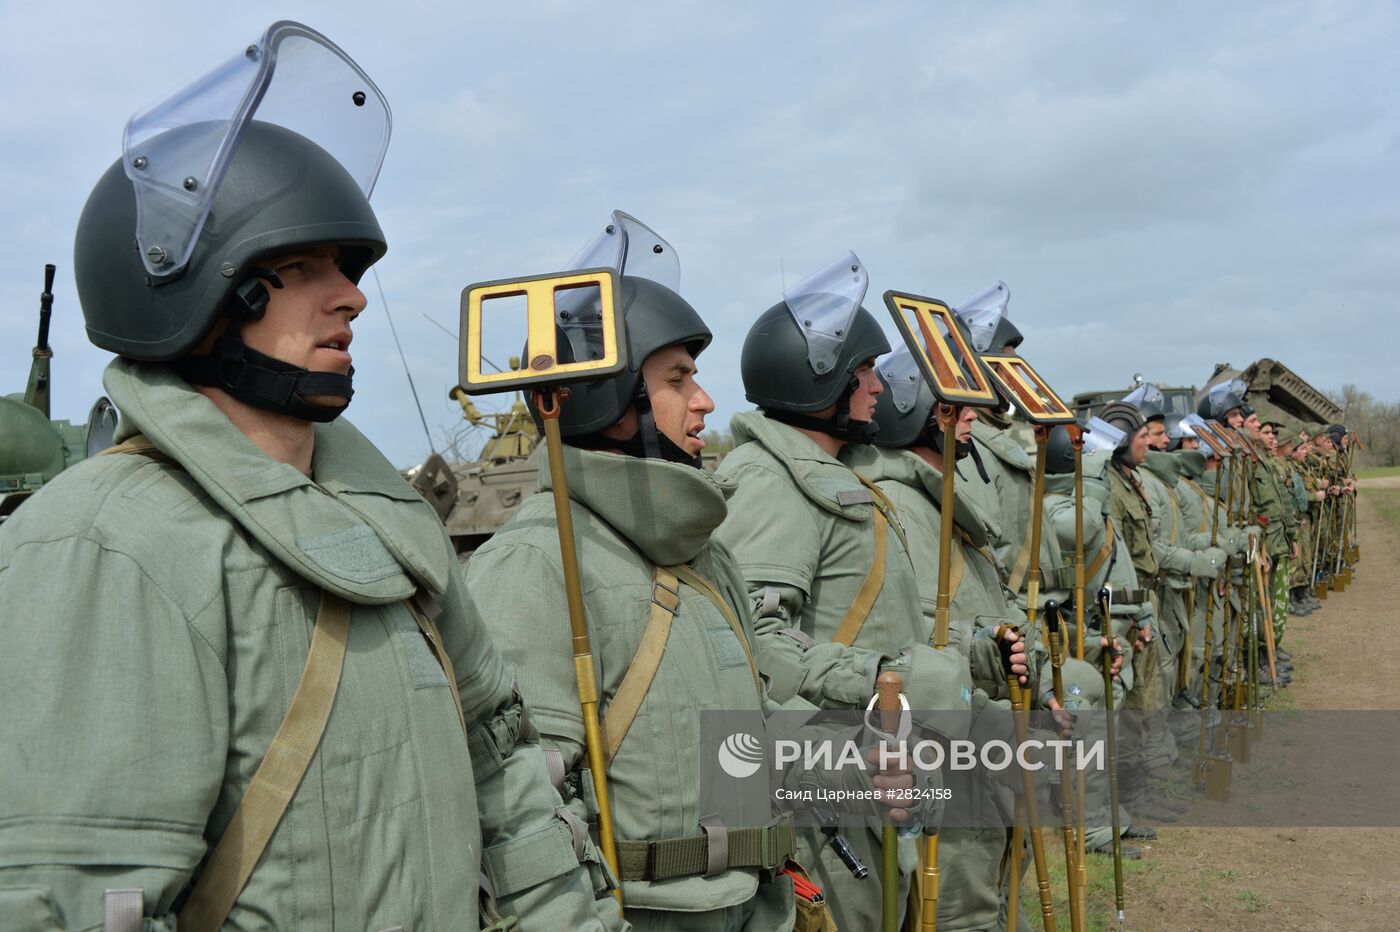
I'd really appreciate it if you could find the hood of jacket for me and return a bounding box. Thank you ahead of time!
[729,410,880,522]
[843,444,989,548]
[540,444,732,566]
[106,359,452,603]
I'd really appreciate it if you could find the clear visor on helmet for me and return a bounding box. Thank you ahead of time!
[876,345,924,415]
[1204,377,1248,411]
[783,250,869,375]
[123,20,390,279]
[952,281,1011,354]
[557,210,680,364]
[1176,412,1208,440]
[1082,416,1126,453]
[1123,381,1165,410]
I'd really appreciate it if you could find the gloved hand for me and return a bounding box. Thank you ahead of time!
[1189,546,1228,578]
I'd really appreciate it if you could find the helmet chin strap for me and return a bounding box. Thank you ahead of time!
[169,273,353,423]
[567,382,702,468]
[922,417,987,482]
[764,374,878,443]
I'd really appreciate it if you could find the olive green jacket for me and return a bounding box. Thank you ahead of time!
[461,447,792,922]
[0,361,607,932]
[713,412,925,711]
[1107,463,1159,588]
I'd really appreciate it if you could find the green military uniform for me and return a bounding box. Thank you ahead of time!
[1106,460,1171,773]
[463,446,796,931]
[846,443,1044,932]
[1142,453,1225,712]
[715,411,931,931]
[1172,451,1233,705]
[0,361,611,931]
[1290,455,1316,591]
[1251,445,1296,645]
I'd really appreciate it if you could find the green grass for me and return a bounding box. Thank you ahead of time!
[1358,465,1400,479]
[1236,889,1268,913]
[1022,833,1156,931]
[1366,487,1400,533]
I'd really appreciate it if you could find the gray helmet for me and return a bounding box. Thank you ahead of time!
[1197,377,1247,423]
[869,352,934,449]
[75,121,386,360]
[1044,423,1079,475]
[742,302,889,414]
[526,276,710,438]
[1122,381,1166,422]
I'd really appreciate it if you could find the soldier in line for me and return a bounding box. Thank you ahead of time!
[712,255,1012,930]
[0,24,611,931]
[461,222,807,930]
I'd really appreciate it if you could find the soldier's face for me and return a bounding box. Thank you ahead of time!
[934,403,978,446]
[1181,437,1200,451]
[1129,427,1149,465]
[1145,419,1168,451]
[241,245,367,406]
[1244,413,1262,437]
[848,360,884,422]
[1226,409,1244,428]
[641,344,714,456]
[1261,426,1277,453]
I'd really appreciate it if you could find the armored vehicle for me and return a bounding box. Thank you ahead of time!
[1198,358,1341,428]
[1,265,119,522]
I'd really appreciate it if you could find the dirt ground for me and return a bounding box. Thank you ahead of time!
[1118,481,1400,931]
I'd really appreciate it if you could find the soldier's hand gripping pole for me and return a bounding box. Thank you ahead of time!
[1097,587,1127,931]
[877,672,905,932]
[536,388,623,906]
[1005,626,1058,932]
[1045,602,1085,932]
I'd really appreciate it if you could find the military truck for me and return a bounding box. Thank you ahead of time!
[1071,377,1198,423]
[1,265,120,522]
[1198,358,1341,430]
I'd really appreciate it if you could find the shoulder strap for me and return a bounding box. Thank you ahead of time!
[602,568,681,765]
[1085,518,1116,582]
[178,593,351,932]
[669,564,762,693]
[1005,536,1032,595]
[831,504,889,647]
[405,594,469,738]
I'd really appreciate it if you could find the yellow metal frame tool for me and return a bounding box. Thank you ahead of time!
[459,268,625,394]
[882,290,999,407]
[980,354,1077,425]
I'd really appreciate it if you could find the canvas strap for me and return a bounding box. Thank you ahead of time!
[603,566,762,764]
[831,504,889,647]
[1086,518,1117,582]
[616,819,796,882]
[177,593,351,932]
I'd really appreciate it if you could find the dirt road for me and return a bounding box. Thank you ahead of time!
[1127,482,1400,930]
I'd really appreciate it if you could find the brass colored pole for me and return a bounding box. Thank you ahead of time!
[878,672,904,932]
[1024,427,1050,639]
[537,390,623,908]
[1045,603,1084,932]
[1006,629,1057,932]
[919,408,959,931]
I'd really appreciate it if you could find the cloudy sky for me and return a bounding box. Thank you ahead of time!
[3,1,1396,468]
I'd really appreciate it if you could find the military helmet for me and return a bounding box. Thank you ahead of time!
[741,251,890,413]
[1197,377,1248,422]
[525,276,711,437]
[869,345,934,448]
[1097,400,1145,439]
[75,22,390,361]
[952,280,1022,354]
[1122,381,1166,422]
[1044,423,1079,475]
[76,122,386,360]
